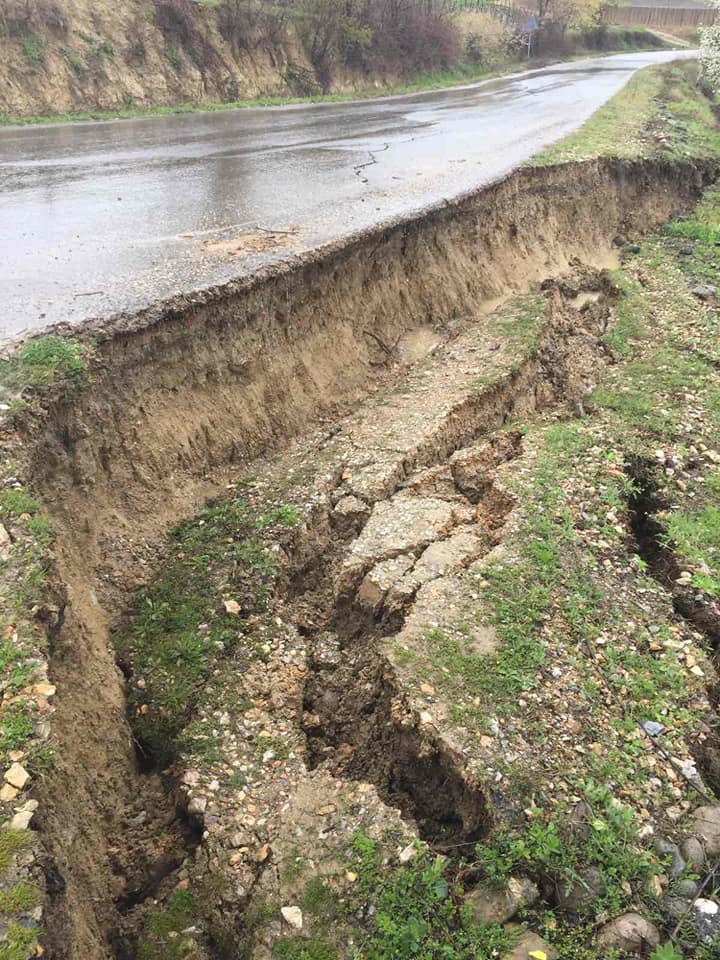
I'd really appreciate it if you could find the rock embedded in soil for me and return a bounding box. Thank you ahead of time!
[502,928,557,960]
[655,837,686,878]
[597,913,661,954]
[694,898,720,943]
[466,876,539,924]
[280,905,303,930]
[555,865,605,914]
[681,835,705,870]
[4,763,30,790]
[688,805,720,857]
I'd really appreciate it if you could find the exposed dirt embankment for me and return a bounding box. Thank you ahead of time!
[5,155,716,959]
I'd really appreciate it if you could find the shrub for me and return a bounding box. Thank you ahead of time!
[154,0,196,50]
[217,0,291,52]
[700,22,720,94]
[456,10,509,64]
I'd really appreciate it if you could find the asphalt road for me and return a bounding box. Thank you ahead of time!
[0,49,694,339]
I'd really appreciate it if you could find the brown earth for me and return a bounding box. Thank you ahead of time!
[4,154,717,958]
[0,0,393,118]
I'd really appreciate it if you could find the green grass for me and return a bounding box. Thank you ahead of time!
[476,784,655,916]
[0,336,88,391]
[664,506,720,597]
[0,922,39,960]
[0,883,41,914]
[138,889,198,960]
[429,424,589,719]
[273,939,338,960]
[531,60,720,166]
[20,36,44,66]
[350,833,514,960]
[0,831,33,875]
[0,701,35,760]
[115,493,298,765]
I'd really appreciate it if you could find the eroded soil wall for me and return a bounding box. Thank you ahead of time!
[21,156,716,959]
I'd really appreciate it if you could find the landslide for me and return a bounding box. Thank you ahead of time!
[1,153,717,959]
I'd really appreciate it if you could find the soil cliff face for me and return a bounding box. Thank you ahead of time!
[0,0,388,118]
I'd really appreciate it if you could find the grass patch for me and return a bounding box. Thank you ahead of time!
[531,60,719,165]
[477,784,655,916]
[0,701,35,761]
[432,424,589,716]
[0,831,33,876]
[138,889,198,960]
[0,336,88,391]
[273,938,338,960]
[350,833,514,960]
[115,493,298,765]
[664,506,720,597]
[0,922,39,960]
[20,36,44,66]
[0,883,41,914]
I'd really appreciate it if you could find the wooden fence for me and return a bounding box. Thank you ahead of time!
[605,4,716,26]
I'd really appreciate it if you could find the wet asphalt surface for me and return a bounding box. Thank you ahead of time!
[0,49,695,339]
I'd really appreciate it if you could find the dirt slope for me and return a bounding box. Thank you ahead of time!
[0,0,357,118]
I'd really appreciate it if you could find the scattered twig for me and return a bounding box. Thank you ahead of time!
[363,328,398,361]
[72,291,104,298]
[253,225,299,237]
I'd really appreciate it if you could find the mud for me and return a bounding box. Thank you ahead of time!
[4,154,717,958]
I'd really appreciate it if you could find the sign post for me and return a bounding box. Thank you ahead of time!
[525,14,538,57]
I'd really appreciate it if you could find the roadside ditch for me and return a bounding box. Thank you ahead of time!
[0,153,718,959]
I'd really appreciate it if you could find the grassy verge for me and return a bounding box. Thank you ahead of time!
[0,32,668,128]
[450,185,720,958]
[531,60,720,165]
[114,492,300,767]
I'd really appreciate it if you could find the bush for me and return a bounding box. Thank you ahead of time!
[700,23,720,95]
[456,11,510,65]
[217,0,291,52]
[154,0,196,50]
[296,0,461,89]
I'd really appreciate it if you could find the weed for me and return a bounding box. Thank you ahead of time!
[166,46,182,70]
[20,35,44,65]
[61,48,85,75]
[350,833,513,959]
[0,701,34,759]
[0,883,41,913]
[0,336,87,390]
[138,889,198,960]
[0,831,33,876]
[476,785,654,915]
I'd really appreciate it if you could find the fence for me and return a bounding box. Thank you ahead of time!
[605,4,716,26]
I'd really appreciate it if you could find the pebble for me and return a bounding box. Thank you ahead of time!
[597,913,660,952]
[681,836,705,870]
[280,905,303,930]
[694,898,720,943]
[691,285,716,301]
[4,763,30,791]
[655,838,685,878]
[688,806,720,857]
